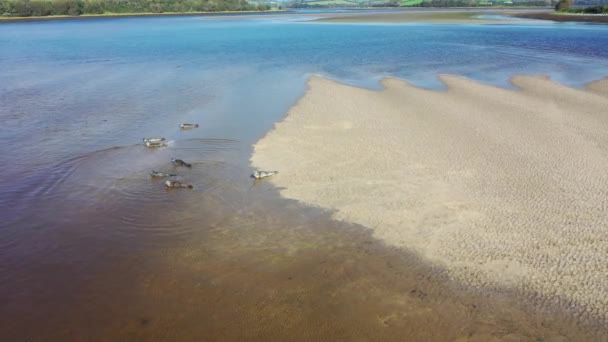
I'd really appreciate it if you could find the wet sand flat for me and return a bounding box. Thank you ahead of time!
[315,10,540,24]
[252,75,608,333]
[514,11,608,23]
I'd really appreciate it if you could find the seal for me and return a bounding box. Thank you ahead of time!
[165,180,193,189]
[145,140,166,148]
[252,170,278,179]
[171,158,192,168]
[179,123,199,129]
[150,170,177,177]
[143,137,165,143]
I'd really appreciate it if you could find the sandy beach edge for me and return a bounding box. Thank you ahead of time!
[251,73,608,334]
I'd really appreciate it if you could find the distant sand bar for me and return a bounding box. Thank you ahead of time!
[315,10,544,24]
[252,75,608,325]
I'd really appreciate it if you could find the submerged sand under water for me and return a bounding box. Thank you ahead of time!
[252,75,608,330]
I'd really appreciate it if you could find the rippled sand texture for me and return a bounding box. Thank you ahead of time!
[252,75,608,328]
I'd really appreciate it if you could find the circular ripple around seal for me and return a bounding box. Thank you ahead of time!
[107,138,243,243]
[2,138,245,248]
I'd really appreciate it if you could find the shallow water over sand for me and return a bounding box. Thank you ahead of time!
[1,12,608,340]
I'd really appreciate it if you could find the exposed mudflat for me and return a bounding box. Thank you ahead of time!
[514,11,608,23]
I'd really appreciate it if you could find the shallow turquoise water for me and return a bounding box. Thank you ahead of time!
[2,16,608,154]
[1,13,608,338]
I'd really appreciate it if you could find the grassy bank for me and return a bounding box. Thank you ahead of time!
[0,9,285,22]
[0,0,275,20]
[558,5,608,15]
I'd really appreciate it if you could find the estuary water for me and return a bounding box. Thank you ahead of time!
[1,12,608,340]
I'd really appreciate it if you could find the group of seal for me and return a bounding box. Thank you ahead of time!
[150,170,192,188]
[150,156,195,189]
[143,123,200,189]
[144,122,279,189]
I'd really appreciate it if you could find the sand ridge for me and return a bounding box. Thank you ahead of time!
[252,74,608,325]
[587,77,608,97]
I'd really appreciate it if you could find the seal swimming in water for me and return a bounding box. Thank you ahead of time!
[145,140,166,148]
[150,170,176,177]
[165,180,193,189]
[252,170,278,179]
[143,137,165,143]
[179,123,199,129]
[171,158,192,168]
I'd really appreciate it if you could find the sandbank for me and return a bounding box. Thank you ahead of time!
[252,75,608,326]
[315,9,545,23]
[514,11,608,23]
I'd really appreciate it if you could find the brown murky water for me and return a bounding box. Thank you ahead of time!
[1,137,605,341]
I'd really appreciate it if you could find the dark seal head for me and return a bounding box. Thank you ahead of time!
[171,158,192,168]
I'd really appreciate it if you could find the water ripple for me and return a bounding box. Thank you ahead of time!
[1,138,242,254]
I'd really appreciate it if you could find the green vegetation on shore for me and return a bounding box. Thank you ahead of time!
[301,0,358,6]
[0,0,271,17]
[291,0,558,9]
[400,0,422,6]
[558,5,608,14]
[554,0,608,14]
[412,0,551,6]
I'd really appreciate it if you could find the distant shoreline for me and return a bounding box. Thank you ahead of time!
[0,10,287,23]
[315,9,547,24]
[513,11,608,23]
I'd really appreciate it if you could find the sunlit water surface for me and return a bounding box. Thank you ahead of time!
[1,13,608,340]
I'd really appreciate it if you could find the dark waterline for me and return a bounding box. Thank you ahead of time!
[1,14,608,340]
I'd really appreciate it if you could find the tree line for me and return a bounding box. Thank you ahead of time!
[0,0,271,17]
[290,0,556,8]
[414,0,552,6]
[559,4,608,12]
[556,0,608,11]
